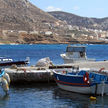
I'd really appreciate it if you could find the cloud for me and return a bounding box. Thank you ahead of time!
[73,6,80,11]
[46,6,62,11]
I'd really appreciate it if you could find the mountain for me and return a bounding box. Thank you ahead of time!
[48,11,108,31]
[0,0,68,44]
[0,0,58,31]
[0,0,107,44]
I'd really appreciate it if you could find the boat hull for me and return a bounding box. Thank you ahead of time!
[57,83,108,95]
[53,71,108,95]
[0,60,28,66]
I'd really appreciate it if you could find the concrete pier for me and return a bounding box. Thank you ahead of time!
[71,61,108,70]
[4,61,108,83]
[5,67,54,83]
[4,65,74,83]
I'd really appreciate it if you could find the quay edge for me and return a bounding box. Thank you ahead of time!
[4,65,74,84]
[4,68,54,84]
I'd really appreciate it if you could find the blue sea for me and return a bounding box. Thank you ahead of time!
[0,44,108,108]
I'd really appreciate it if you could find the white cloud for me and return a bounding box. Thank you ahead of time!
[46,6,62,11]
[73,6,80,11]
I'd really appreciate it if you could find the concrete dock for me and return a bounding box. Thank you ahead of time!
[4,60,108,84]
[4,65,74,84]
[5,67,54,83]
[71,60,108,70]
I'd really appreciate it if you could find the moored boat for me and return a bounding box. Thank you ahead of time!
[53,68,108,95]
[60,45,95,64]
[0,57,29,67]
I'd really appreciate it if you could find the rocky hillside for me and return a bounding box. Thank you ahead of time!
[0,0,69,44]
[0,0,59,31]
[49,11,108,31]
[0,0,107,44]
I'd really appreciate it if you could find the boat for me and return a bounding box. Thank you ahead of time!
[60,45,95,64]
[53,67,108,95]
[0,57,29,67]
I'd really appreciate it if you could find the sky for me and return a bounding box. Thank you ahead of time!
[29,0,108,18]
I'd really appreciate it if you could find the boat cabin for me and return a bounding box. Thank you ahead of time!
[61,45,94,64]
[66,45,86,59]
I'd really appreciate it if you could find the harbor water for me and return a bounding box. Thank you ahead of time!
[0,44,108,108]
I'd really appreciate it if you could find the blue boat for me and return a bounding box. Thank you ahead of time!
[53,68,108,95]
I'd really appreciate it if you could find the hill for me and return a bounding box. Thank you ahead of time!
[48,11,108,31]
[0,1,107,44]
[0,0,58,31]
[0,0,67,44]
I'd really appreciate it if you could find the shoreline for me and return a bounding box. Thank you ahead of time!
[0,40,108,45]
[0,42,108,45]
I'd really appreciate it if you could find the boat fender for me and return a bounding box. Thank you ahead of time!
[1,77,9,93]
[3,73,10,85]
[83,72,89,84]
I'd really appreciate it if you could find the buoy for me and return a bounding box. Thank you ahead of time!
[83,72,89,84]
[1,77,9,94]
[3,73,10,85]
[90,96,96,100]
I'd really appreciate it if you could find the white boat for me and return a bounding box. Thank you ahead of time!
[60,45,95,64]
[53,68,108,95]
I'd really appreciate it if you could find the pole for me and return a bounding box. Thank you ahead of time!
[101,81,105,97]
[95,84,97,96]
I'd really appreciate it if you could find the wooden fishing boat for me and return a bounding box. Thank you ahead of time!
[53,68,108,95]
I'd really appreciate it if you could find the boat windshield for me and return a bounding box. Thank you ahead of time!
[66,46,86,52]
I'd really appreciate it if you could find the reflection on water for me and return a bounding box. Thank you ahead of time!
[0,94,10,101]
[0,94,10,107]
[53,88,90,108]
[0,84,108,108]
[53,87,108,108]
